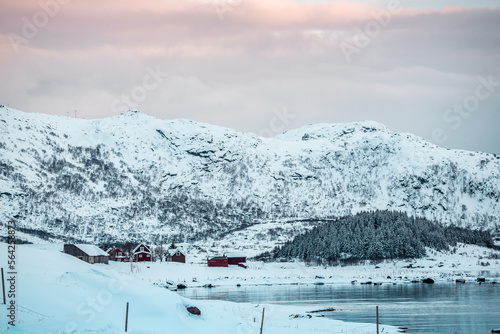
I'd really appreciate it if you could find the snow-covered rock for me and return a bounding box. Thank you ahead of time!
[0,106,499,252]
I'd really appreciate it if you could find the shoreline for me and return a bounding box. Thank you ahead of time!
[106,243,500,289]
[0,243,405,334]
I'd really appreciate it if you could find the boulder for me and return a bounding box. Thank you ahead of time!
[187,306,201,315]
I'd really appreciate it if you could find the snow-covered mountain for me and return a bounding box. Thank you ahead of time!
[1,106,499,251]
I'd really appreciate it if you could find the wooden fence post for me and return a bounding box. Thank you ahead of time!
[1,268,5,305]
[125,302,129,332]
[376,306,379,334]
[260,307,265,334]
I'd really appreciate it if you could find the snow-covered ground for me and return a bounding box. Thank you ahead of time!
[110,243,500,288]
[0,243,402,334]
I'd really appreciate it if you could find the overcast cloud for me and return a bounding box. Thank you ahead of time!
[1,0,499,153]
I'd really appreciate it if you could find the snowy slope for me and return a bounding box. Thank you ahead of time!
[0,243,399,334]
[0,106,499,251]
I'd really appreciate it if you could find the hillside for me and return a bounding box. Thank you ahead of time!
[271,210,495,263]
[0,106,499,253]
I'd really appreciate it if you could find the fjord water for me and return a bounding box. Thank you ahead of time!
[178,282,500,333]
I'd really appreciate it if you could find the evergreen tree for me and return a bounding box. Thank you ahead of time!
[271,210,494,262]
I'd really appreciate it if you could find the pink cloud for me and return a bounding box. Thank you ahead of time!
[0,0,499,156]
[0,0,443,51]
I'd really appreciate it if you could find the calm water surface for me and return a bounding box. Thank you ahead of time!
[177,282,500,334]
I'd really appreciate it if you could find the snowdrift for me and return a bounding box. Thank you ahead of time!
[0,243,398,333]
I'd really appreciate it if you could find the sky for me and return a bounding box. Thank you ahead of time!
[0,0,499,154]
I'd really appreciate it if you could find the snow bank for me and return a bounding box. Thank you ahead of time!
[0,243,399,333]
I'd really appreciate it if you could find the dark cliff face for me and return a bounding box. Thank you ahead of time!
[0,106,499,246]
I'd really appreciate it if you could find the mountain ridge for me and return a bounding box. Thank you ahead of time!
[1,106,499,253]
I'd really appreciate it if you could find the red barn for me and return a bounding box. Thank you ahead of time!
[207,256,228,267]
[107,247,128,262]
[132,243,152,262]
[226,253,247,266]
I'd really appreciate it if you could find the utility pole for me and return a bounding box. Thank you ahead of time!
[125,302,129,332]
[260,307,265,334]
[1,268,6,305]
[74,109,77,118]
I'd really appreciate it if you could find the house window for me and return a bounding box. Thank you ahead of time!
[147,254,150,258]
[140,247,144,252]
[140,254,143,258]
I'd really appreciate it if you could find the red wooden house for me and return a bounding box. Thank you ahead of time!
[226,253,247,267]
[207,256,228,267]
[107,247,128,262]
[166,248,186,263]
[133,243,152,262]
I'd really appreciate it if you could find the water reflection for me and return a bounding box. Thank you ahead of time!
[178,283,500,333]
